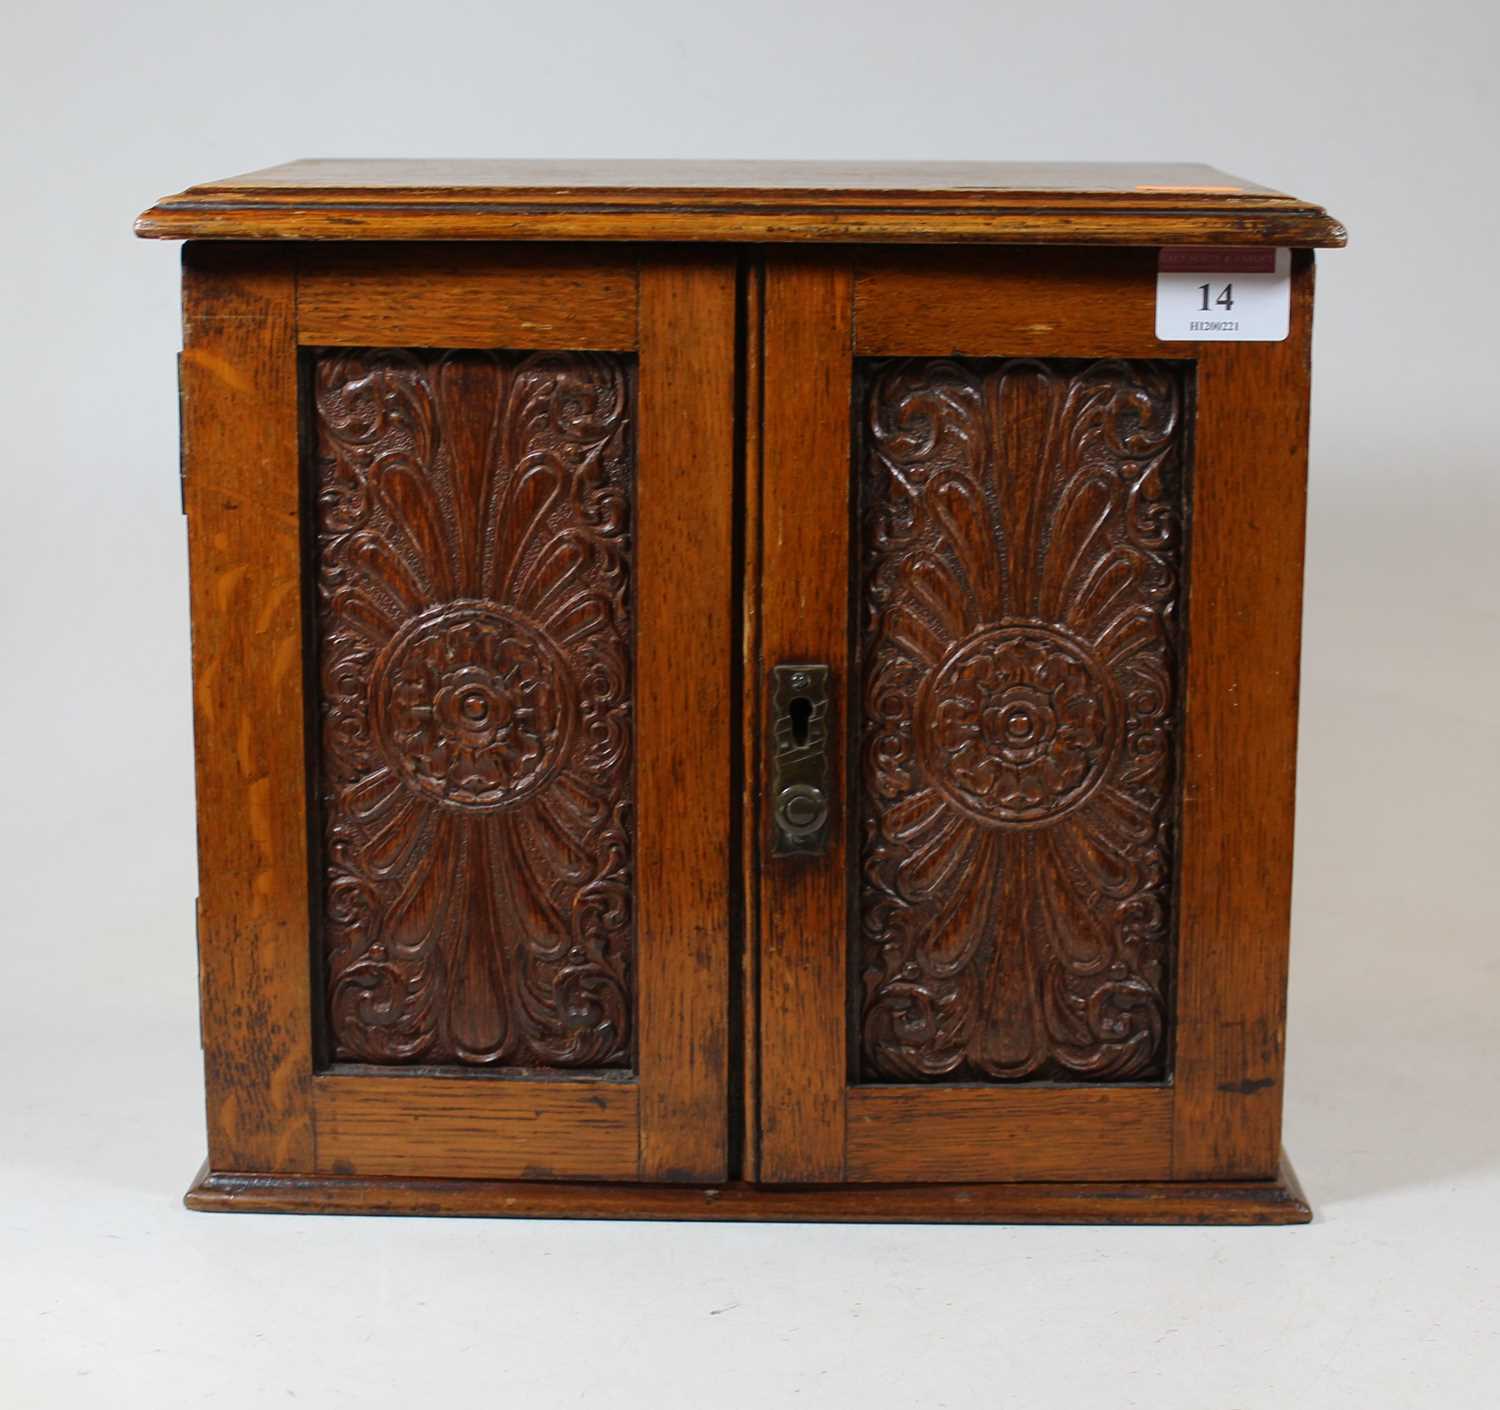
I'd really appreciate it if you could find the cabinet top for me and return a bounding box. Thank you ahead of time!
[135,159,1346,246]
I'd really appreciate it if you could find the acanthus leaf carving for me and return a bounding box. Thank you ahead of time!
[314,349,635,1070]
[857,357,1185,1083]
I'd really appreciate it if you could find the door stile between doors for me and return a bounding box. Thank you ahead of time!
[753,248,1316,1185]
[754,255,855,1183]
[634,253,738,1182]
[738,257,765,1179]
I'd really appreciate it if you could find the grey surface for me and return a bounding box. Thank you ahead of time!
[2,1,1497,1405]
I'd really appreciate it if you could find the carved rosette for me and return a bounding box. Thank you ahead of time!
[314,350,634,1068]
[858,358,1185,1082]
[371,602,574,812]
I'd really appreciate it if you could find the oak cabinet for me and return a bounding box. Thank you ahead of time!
[137,161,1345,1223]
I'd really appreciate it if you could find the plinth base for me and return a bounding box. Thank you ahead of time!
[186,1151,1311,1225]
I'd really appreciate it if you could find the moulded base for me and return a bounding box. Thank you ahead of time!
[185,1151,1311,1225]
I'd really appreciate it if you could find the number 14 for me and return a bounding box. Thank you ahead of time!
[1198,282,1235,311]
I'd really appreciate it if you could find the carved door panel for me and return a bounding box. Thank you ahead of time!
[753,250,1315,1184]
[854,354,1186,1086]
[312,348,642,1075]
[184,246,735,1183]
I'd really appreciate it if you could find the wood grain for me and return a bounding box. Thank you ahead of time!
[855,248,1178,358]
[185,1152,1312,1225]
[739,258,765,1177]
[312,1075,639,1181]
[296,246,637,349]
[756,256,853,1183]
[181,243,314,1173]
[845,1087,1172,1182]
[135,160,1346,247]
[635,254,738,1181]
[1170,253,1316,1180]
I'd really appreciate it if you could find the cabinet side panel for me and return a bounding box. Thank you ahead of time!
[182,244,314,1173]
[310,349,637,1074]
[1172,254,1315,1178]
[856,358,1188,1086]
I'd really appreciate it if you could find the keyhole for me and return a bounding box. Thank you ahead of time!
[788,695,813,748]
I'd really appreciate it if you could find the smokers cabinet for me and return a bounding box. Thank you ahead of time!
[137,161,1345,1223]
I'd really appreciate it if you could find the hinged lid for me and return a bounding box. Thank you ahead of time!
[135,160,1346,246]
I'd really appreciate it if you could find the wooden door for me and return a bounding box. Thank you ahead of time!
[753,249,1315,1184]
[183,243,735,1183]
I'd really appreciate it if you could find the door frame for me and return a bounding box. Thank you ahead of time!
[183,242,737,1183]
[752,247,1315,1184]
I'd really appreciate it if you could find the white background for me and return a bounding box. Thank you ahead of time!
[3,1,1498,1405]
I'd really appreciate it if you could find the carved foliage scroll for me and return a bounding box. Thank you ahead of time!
[313,350,634,1069]
[858,359,1187,1082]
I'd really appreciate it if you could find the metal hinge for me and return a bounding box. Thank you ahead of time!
[177,351,187,515]
[193,896,204,1049]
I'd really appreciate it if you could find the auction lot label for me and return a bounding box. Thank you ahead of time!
[1156,246,1290,341]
